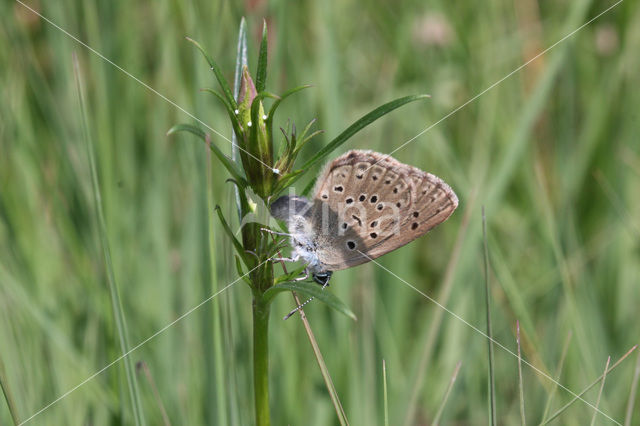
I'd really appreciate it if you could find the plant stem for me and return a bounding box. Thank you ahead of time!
[253,295,271,426]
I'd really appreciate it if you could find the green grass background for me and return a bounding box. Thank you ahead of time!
[2,0,640,424]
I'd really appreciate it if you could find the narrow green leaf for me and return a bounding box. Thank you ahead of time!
[263,281,357,321]
[297,118,318,145]
[302,176,318,197]
[235,255,252,286]
[167,123,206,140]
[255,20,268,92]
[200,88,242,136]
[298,94,430,173]
[266,85,312,138]
[271,169,306,196]
[272,265,307,285]
[215,206,250,268]
[225,178,251,216]
[186,37,237,110]
[167,124,248,187]
[294,130,325,155]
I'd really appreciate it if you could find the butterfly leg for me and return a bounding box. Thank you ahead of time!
[269,253,300,263]
[261,228,292,238]
[294,268,310,282]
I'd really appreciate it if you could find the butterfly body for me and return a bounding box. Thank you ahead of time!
[270,150,458,284]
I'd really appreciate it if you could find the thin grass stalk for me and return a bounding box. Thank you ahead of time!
[383,360,389,426]
[517,321,526,425]
[0,357,20,425]
[273,242,349,425]
[540,332,572,423]
[543,345,638,424]
[136,362,171,426]
[432,361,462,426]
[290,289,349,425]
[624,348,640,426]
[73,52,145,426]
[590,356,610,426]
[482,206,496,426]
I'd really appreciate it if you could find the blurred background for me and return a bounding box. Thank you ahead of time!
[1,0,639,424]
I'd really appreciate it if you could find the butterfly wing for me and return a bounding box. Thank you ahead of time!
[311,150,458,270]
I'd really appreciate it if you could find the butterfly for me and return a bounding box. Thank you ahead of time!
[269,150,458,287]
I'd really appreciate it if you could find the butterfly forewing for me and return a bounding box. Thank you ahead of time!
[311,150,458,270]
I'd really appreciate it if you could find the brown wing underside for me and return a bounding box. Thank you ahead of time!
[311,150,458,271]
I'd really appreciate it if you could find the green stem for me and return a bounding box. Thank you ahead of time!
[253,295,271,426]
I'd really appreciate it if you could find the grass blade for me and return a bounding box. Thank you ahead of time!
[540,332,572,423]
[624,349,640,426]
[543,345,638,424]
[292,289,350,426]
[482,206,496,426]
[293,95,430,183]
[590,356,611,426]
[383,360,389,426]
[432,361,462,426]
[73,53,145,426]
[136,362,171,426]
[517,321,526,425]
[270,248,350,426]
[0,357,20,425]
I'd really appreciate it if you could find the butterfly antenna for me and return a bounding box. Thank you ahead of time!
[283,296,315,320]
